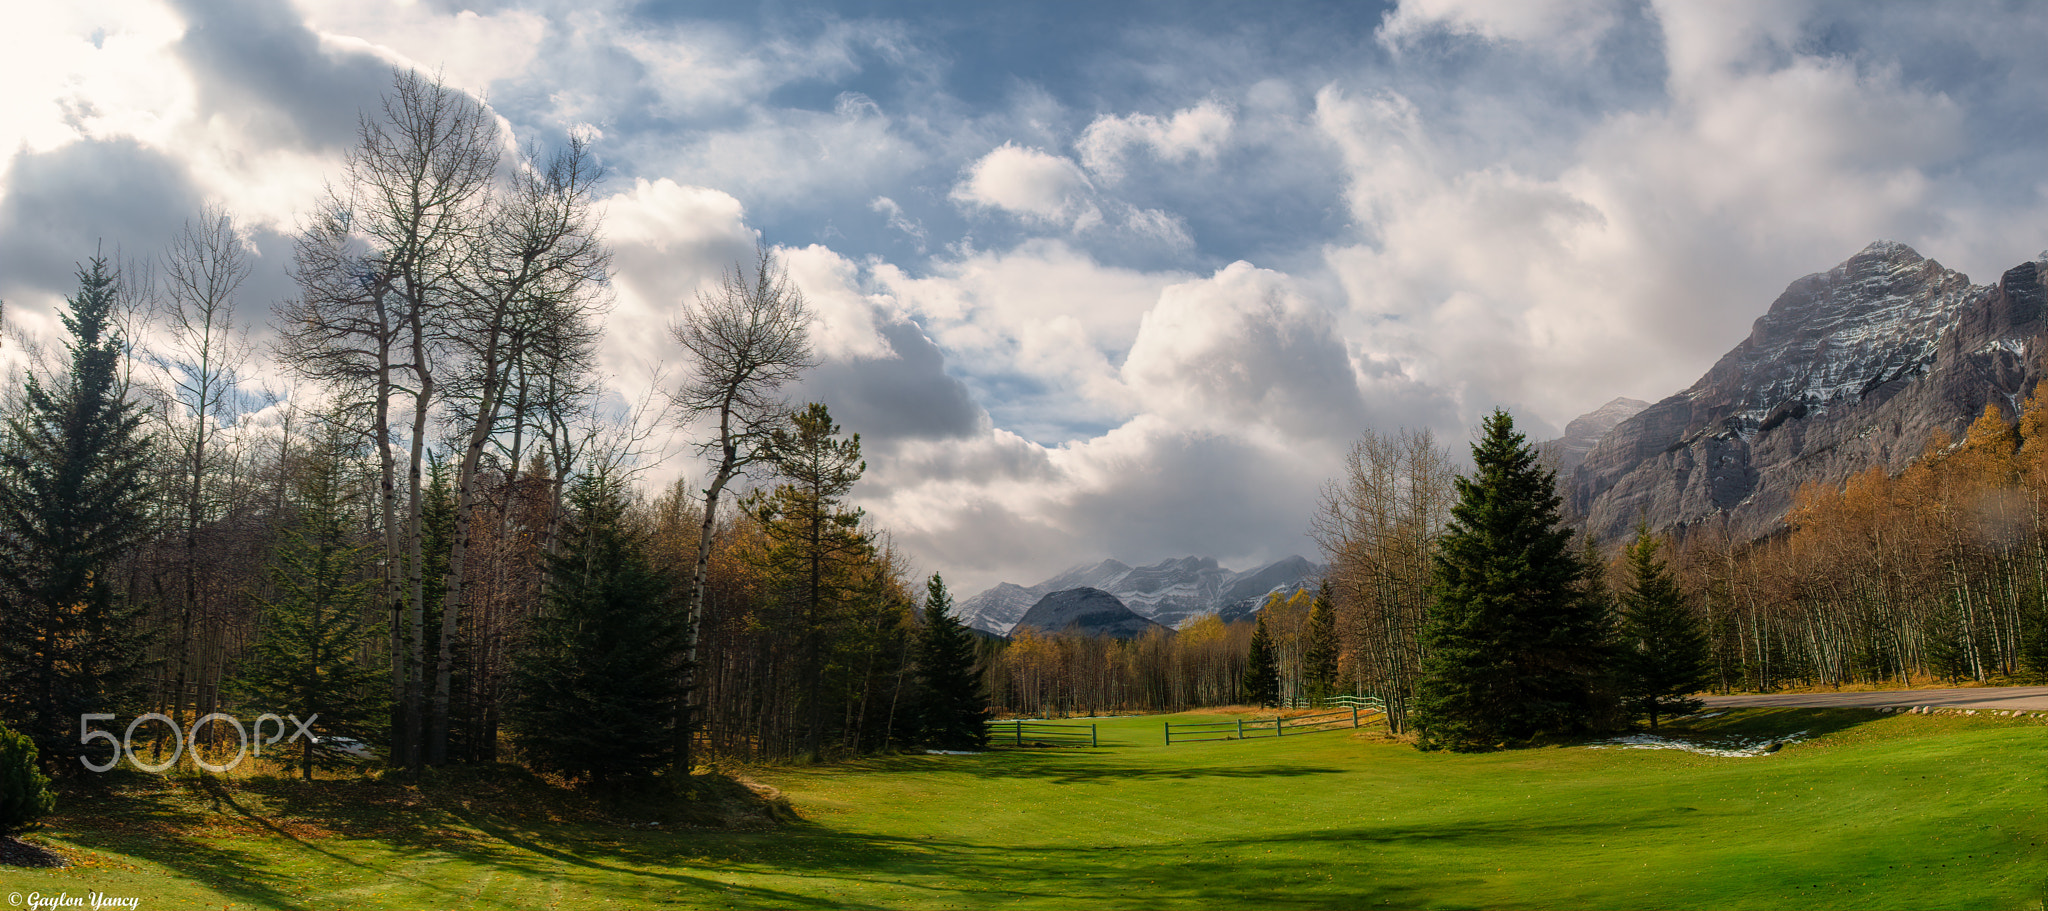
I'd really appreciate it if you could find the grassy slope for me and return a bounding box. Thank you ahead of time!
[4,710,2044,910]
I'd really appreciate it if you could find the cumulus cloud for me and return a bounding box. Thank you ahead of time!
[950,143,1100,229]
[1123,262,1368,442]
[1077,99,1234,182]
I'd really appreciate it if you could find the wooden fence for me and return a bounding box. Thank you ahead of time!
[1164,699,1384,745]
[986,719,1099,748]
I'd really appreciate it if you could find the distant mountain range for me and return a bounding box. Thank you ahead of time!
[1544,240,2048,544]
[958,555,1324,636]
[1009,588,1169,639]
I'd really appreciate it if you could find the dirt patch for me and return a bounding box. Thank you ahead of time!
[0,835,70,868]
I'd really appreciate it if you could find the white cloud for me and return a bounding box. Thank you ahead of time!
[1077,99,1234,181]
[950,143,1100,229]
[870,195,926,249]
[777,243,893,361]
[290,0,549,95]
[1123,262,1367,441]
[597,177,756,410]
[1377,0,1629,54]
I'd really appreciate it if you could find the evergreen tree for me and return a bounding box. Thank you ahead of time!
[0,258,155,773]
[233,426,390,780]
[1614,525,1710,730]
[509,471,684,790]
[0,722,56,836]
[1302,582,1340,702]
[1242,611,1279,707]
[1413,409,1610,751]
[744,403,872,760]
[913,574,989,750]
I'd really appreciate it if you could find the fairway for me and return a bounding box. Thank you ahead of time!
[7,709,2046,909]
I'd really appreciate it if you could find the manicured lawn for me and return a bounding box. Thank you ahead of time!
[7,709,2045,909]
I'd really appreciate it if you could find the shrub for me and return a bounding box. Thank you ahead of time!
[0,722,57,837]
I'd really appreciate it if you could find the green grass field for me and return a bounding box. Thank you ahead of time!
[5,709,2044,909]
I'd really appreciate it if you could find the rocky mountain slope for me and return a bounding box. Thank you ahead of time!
[1537,397,1649,475]
[959,555,1324,635]
[1569,241,2047,542]
[1010,588,1170,640]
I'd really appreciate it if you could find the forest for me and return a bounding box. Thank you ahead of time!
[0,71,984,788]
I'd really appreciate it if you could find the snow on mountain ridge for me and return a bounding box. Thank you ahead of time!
[959,555,1324,635]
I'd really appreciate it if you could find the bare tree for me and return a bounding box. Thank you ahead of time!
[669,246,814,774]
[430,139,607,765]
[149,206,254,737]
[275,69,499,772]
[1311,428,1456,733]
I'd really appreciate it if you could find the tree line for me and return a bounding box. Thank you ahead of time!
[0,70,990,793]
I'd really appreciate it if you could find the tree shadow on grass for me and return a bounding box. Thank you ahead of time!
[42,760,1634,910]
[47,778,347,910]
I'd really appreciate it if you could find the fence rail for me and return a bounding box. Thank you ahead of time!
[1164,702,1384,745]
[986,719,1099,748]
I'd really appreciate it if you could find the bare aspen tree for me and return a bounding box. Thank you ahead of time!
[275,69,498,772]
[669,247,814,775]
[150,206,253,737]
[430,140,606,765]
[1311,428,1456,733]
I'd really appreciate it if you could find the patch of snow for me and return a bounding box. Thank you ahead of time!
[1585,731,1807,758]
[1683,711,1727,719]
[925,750,983,755]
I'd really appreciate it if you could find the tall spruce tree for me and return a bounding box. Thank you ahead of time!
[233,425,390,780]
[1302,582,1340,702]
[1242,611,1280,707]
[509,471,684,790]
[745,403,871,760]
[0,258,154,773]
[1413,409,1611,751]
[913,574,989,750]
[1614,525,1710,730]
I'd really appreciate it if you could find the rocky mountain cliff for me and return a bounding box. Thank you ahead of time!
[959,555,1324,635]
[1569,241,2048,543]
[1010,588,1170,640]
[1537,397,1649,475]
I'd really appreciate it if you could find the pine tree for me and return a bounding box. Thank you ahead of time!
[1302,582,1340,702]
[0,258,155,773]
[913,574,989,751]
[1242,611,1279,707]
[1614,525,1710,730]
[508,471,684,790]
[233,425,390,780]
[744,403,872,760]
[1413,409,1611,751]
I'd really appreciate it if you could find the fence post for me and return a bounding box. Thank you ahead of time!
[1352,706,1359,728]
[1164,721,1171,745]
[1015,721,1023,747]
[1276,717,1284,737]
[1091,723,1098,748]
[1236,717,1244,740]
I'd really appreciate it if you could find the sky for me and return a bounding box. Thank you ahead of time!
[0,0,2043,597]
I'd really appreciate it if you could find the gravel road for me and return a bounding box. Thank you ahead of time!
[1700,685,2048,711]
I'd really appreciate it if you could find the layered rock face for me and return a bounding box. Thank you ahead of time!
[1537,397,1650,475]
[1570,241,2048,542]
